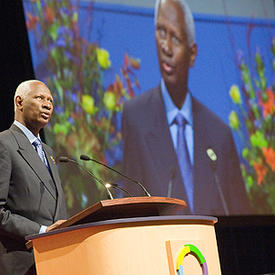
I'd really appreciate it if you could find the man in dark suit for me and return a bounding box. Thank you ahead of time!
[122,0,251,215]
[0,80,67,274]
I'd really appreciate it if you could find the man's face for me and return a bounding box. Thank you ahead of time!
[17,83,53,133]
[155,0,196,91]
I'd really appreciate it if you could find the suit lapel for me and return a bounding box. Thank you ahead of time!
[44,147,59,187]
[43,147,63,220]
[192,98,216,212]
[10,125,57,199]
[144,87,188,201]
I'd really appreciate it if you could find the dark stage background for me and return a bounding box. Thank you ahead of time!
[0,1,274,274]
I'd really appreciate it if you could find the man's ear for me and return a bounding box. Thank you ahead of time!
[15,96,23,110]
[189,43,197,67]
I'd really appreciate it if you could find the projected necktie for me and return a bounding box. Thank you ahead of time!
[32,139,49,170]
[175,113,194,213]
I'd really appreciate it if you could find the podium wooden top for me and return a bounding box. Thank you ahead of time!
[26,215,217,242]
[57,196,186,230]
[25,196,186,249]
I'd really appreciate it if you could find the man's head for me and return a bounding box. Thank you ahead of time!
[154,0,197,107]
[155,0,195,47]
[14,80,53,136]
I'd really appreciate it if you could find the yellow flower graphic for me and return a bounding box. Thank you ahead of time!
[81,95,97,115]
[103,91,116,111]
[229,84,242,104]
[96,48,111,69]
[229,111,240,130]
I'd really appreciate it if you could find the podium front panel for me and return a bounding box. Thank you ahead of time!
[31,216,221,275]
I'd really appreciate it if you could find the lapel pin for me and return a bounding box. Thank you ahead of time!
[50,156,56,165]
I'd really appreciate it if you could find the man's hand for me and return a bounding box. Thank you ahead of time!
[46,219,67,232]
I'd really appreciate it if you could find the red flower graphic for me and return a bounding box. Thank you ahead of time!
[263,147,275,171]
[45,6,55,24]
[259,88,275,117]
[26,13,39,30]
[253,161,267,185]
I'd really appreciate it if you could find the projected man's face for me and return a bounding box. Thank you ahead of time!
[155,0,197,105]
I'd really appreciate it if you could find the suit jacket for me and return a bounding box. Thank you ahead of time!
[122,86,251,215]
[0,124,67,274]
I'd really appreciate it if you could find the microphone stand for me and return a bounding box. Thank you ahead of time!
[106,183,133,197]
[80,154,151,197]
[206,148,229,216]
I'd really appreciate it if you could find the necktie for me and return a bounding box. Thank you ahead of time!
[175,113,194,213]
[32,139,49,170]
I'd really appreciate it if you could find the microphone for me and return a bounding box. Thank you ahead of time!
[80,154,151,197]
[59,156,114,200]
[167,167,176,197]
[206,148,229,216]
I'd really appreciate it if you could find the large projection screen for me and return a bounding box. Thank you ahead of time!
[23,0,275,216]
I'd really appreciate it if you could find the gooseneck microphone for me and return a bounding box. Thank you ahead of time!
[59,156,114,200]
[80,154,151,197]
[206,148,229,216]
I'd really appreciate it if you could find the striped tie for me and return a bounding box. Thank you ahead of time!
[32,139,49,170]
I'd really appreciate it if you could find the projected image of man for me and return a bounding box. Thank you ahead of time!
[122,0,251,215]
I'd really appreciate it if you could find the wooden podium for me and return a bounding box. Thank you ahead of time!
[26,197,221,274]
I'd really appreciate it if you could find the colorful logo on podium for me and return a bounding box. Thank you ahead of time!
[176,244,208,275]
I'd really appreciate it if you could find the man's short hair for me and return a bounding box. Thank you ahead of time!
[154,0,195,47]
[14,80,43,111]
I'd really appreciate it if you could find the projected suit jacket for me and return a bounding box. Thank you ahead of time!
[0,124,67,274]
[122,86,251,215]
